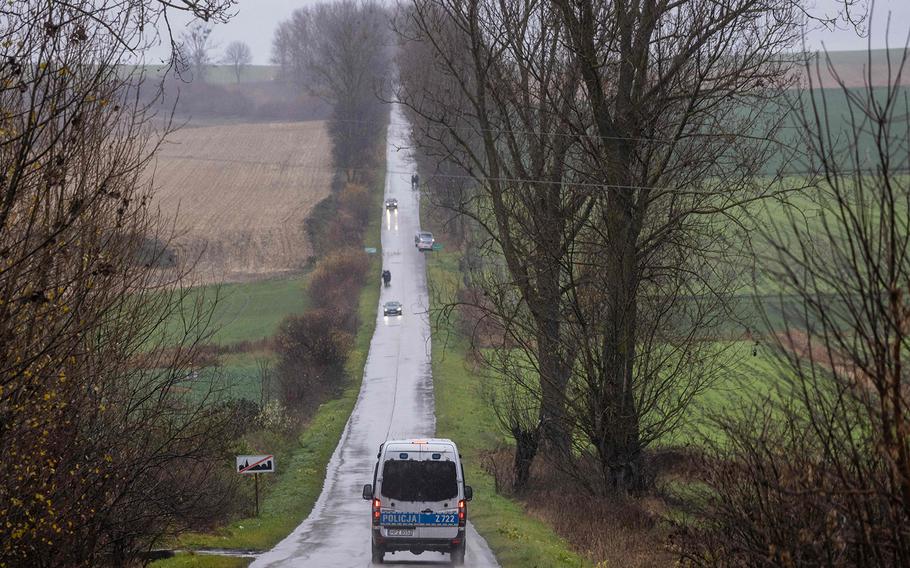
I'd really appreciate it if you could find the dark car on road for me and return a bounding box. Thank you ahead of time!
[385,198,398,209]
[383,301,402,316]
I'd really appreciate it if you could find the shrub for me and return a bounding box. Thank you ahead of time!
[275,308,353,412]
[257,400,295,433]
[337,183,371,229]
[307,249,369,331]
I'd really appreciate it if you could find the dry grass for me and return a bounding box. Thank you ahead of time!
[150,120,333,283]
[482,447,679,567]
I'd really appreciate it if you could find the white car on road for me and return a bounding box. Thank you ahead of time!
[414,231,435,251]
[362,438,473,565]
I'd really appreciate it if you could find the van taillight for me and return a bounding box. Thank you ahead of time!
[373,498,381,525]
[458,499,466,527]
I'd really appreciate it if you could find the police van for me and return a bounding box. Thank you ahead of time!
[362,438,473,565]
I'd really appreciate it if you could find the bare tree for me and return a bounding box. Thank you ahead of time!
[397,0,807,492]
[179,23,216,82]
[679,45,910,566]
[273,1,393,181]
[223,40,252,83]
[0,1,240,564]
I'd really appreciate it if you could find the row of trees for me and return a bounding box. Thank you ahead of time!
[0,0,246,565]
[272,0,393,182]
[276,186,372,414]
[398,0,910,562]
[270,2,390,416]
[178,23,252,83]
[397,0,802,493]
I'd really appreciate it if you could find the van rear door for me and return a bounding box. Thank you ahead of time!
[379,446,460,541]
[379,450,424,539]
[416,445,460,541]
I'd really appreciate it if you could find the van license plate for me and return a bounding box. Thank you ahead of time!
[387,528,414,537]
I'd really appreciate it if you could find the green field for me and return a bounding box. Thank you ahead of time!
[151,554,251,568]
[131,64,278,85]
[201,65,278,84]
[198,353,277,402]
[168,276,311,347]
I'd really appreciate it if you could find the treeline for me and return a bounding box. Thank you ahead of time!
[269,1,391,417]
[274,187,372,417]
[398,0,910,565]
[0,1,244,565]
[397,0,795,496]
[272,0,392,181]
[151,77,332,121]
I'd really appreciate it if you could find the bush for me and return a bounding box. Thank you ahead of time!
[337,183,371,229]
[257,400,295,433]
[305,183,375,257]
[480,445,673,567]
[675,408,906,567]
[307,249,369,331]
[275,308,353,412]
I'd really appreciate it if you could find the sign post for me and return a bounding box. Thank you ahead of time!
[236,455,275,517]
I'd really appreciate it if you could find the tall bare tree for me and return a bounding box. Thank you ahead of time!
[223,40,252,83]
[273,1,393,181]
[398,0,806,491]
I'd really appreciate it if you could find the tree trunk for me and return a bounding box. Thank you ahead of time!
[597,199,643,492]
[535,199,572,455]
[511,423,540,492]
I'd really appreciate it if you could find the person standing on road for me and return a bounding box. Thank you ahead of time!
[411,173,419,190]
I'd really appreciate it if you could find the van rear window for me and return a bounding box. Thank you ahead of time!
[381,459,457,502]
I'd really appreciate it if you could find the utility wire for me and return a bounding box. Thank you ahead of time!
[327,115,813,145]
[155,151,836,192]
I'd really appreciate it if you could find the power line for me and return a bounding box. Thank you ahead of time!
[155,150,822,192]
[331,114,812,145]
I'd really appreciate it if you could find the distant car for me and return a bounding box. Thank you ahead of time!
[385,198,398,209]
[383,301,403,316]
[415,231,434,251]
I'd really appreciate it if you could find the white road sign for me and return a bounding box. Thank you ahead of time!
[236,454,275,474]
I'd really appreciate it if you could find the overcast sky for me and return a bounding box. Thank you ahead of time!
[148,0,910,66]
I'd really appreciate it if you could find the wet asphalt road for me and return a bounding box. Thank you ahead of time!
[250,107,500,568]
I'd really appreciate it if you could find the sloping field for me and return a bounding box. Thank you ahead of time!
[151,120,332,283]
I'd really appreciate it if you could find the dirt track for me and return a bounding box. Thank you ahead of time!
[151,120,332,283]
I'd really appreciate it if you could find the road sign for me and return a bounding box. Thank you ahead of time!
[364,247,378,254]
[431,243,443,251]
[236,455,275,474]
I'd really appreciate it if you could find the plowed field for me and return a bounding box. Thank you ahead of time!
[151,120,332,283]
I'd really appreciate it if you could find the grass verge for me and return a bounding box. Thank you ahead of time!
[150,554,252,568]
[427,250,591,568]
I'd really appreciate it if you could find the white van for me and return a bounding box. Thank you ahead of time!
[414,231,435,251]
[362,438,473,565]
